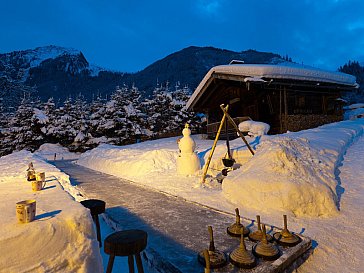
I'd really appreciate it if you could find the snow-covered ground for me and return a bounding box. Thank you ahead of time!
[0,151,102,272]
[76,119,364,272]
[1,119,364,272]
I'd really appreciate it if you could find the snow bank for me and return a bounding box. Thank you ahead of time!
[343,103,364,120]
[238,120,270,136]
[223,119,364,217]
[78,144,178,179]
[0,151,102,272]
[35,143,80,161]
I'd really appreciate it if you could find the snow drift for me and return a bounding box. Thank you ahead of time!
[223,119,364,217]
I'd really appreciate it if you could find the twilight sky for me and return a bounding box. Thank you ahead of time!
[1,0,363,72]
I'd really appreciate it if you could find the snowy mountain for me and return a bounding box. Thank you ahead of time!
[0,45,99,80]
[0,45,287,109]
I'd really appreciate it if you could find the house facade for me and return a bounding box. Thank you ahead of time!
[187,64,358,134]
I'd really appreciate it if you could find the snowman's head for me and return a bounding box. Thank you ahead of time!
[182,127,191,137]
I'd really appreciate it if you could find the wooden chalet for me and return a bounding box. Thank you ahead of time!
[186,64,358,135]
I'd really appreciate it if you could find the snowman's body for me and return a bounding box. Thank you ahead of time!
[177,125,201,175]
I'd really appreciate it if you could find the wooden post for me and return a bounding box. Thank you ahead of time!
[279,87,283,133]
[200,105,229,184]
[284,87,288,132]
[219,104,255,156]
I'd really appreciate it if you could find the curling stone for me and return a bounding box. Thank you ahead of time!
[229,229,256,269]
[252,225,280,261]
[273,215,301,247]
[248,215,273,242]
[198,226,227,269]
[227,208,250,237]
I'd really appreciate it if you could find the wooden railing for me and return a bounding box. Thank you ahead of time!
[206,116,251,140]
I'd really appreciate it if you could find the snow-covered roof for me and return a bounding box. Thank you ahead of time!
[343,103,364,110]
[187,64,358,110]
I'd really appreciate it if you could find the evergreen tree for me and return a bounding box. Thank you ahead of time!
[89,94,108,138]
[41,97,57,142]
[123,85,148,142]
[171,85,201,132]
[52,96,77,145]
[144,84,174,136]
[3,96,44,152]
[68,94,90,151]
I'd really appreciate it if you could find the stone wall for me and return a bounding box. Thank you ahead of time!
[286,114,342,132]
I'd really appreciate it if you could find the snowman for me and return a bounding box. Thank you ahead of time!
[177,123,201,175]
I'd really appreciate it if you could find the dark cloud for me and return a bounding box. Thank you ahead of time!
[0,0,363,72]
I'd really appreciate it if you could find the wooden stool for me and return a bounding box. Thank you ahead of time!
[80,199,106,247]
[104,230,148,273]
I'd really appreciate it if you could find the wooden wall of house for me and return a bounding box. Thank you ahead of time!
[202,81,345,134]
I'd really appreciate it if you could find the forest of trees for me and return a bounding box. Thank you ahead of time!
[339,60,364,103]
[0,83,202,157]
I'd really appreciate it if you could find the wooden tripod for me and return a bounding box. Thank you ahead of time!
[201,104,254,184]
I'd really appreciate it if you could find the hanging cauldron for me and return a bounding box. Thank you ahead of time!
[222,115,235,168]
[222,157,235,168]
[252,225,281,260]
[198,226,227,269]
[229,229,256,269]
[227,208,250,237]
[248,215,273,242]
[273,215,301,247]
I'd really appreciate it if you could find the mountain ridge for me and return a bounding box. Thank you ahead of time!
[0,45,287,109]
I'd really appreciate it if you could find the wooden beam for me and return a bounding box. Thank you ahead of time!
[201,105,229,184]
[280,87,283,133]
[284,86,288,132]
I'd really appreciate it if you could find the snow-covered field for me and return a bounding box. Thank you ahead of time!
[1,119,364,272]
[0,150,102,272]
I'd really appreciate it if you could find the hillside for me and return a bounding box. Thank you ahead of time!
[125,46,285,94]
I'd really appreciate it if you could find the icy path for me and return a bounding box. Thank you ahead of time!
[298,136,364,273]
[53,160,242,272]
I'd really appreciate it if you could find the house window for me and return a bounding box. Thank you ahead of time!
[298,96,305,108]
[293,95,312,114]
